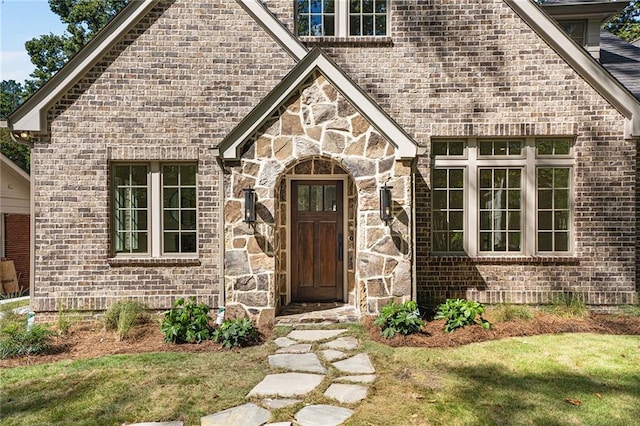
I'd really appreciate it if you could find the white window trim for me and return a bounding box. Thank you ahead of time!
[296,0,390,38]
[432,137,574,257]
[112,161,198,258]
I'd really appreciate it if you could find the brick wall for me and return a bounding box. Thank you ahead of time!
[32,0,638,313]
[271,0,638,306]
[3,214,30,292]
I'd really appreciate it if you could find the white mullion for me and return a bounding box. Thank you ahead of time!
[467,139,478,256]
[525,138,537,256]
[150,162,162,257]
[337,0,348,37]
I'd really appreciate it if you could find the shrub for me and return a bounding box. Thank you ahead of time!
[492,304,534,323]
[0,322,55,359]
[212,318,260,348]
[374,300,424,338]
[434,299,492,333]
[161,297,211,344]
[548,292,589,319]
[104,300,149,341]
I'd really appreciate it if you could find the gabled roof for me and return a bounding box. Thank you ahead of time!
[4,0,160,133]
[0,153,30,182]
[215,47,418,160]
[507,0,640,138]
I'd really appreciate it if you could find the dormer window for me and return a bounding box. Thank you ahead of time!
[558,20,587,47]
[296,0,388,37]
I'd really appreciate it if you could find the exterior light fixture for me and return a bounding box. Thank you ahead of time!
[243,188,256,224]
[379,184,393,224]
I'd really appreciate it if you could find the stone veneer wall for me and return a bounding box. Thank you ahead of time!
[223,73,414,321]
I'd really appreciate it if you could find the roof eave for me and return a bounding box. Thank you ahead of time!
[507,0,640,139]
[7,0,160,134]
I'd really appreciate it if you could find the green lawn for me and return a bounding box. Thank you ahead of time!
[1,331,639,425]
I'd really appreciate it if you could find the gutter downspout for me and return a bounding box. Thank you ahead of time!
[216,156,226,311]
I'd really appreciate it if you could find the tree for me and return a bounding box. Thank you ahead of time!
[605,0,640,43]
[25,0,129,91]
[0,81,30,173]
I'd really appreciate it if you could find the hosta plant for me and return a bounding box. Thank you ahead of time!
[161,297,212,344]
[374,300,424,338]
[212,318,260,348]
[434,298,492,333]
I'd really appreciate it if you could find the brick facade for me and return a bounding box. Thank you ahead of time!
[30,0,637,317]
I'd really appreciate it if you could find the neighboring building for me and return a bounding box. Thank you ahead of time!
[2,0,639,323]
[0,153,30,293]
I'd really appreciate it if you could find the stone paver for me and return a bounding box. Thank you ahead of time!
[321,349,345,361]
[287,329,347,342]
[247,373,325,398]
[268,353,327,373]
[332,353,375,374]
[127,423,183,426]
[274,336,297,347]
[276,343,312,354]
[334,374,377,384]
[324,383,369,404]
[320,336,359,351]
[261,398,301,409]
[295,404,355,426]
[201,403,269,426]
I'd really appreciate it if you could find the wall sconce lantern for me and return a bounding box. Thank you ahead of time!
[243,188,256,224]
[379,184,393,225]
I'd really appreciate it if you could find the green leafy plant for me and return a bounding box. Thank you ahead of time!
[212,318,260,348]
[161,297,212,344]
[0,319,55,359]
[374,300,424,338]
[434,299,492,333]
[104,300,149,341]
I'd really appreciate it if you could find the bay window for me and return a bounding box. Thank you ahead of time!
[431,138,573,256]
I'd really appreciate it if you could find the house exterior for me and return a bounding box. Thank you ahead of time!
[2,0,639,323]
[0,153,31,293]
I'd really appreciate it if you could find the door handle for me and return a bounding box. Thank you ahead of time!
[338,233,343,261]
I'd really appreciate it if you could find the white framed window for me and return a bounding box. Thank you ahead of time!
[296,0,389,37]
[112,162,198,257]
[431,138,573,256]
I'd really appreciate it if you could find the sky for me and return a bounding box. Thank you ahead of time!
[0,0,66,83]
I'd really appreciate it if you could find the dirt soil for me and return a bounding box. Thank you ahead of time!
[2,312,639,368]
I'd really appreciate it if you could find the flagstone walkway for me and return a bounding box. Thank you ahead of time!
[129,327,374,426]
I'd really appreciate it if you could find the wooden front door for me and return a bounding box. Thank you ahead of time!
[291,180,344,302]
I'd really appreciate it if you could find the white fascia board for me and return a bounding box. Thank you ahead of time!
[0,153,30,182]
[506,0,640,139]
[236,0,308,61]
[221,49,417,160]
[8,0,160,133]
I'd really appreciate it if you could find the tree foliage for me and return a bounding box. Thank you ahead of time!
[0,81,30,173]
[605,0,640,43]
[25,0,129,90]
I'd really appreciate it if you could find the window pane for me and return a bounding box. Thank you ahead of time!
[508,141,522,155]
[554,211,569,230]
[164,232,179,253]
[163,165,179,186]
[164,188,179,208]
[325,0,335,13]
[181,165,197,186]
[115,166,129,185]
[538,211,552,230]
[324,185,337,211]
[554,168,570,187]
[538,168,553,188]
[433,232,447,252]
[375,0,387,13]
[298,185,309,211]
[508,233,521,251]
[555,233,569,251]
[131,232,147,253]
[508,211,520,230]
[450,169,464,188]
[555,140,570,155]
[363,0,373,13]
[134,210,148,231]
[310,185,323,211]
[449,141,464,156]
[164,211,179,230]
[181,188,197,209]
[181,233,197,253]
[478,168,521,252]
[298,0,309,14]
[450,190,463,209]
[537,167,571,252]
[310,0,322,13]
[310,14,322,36]
[350,15,361,35]
[538,189,552,209]
[449,211,463,229]
[479,141,492,156]
[537,139,553,155]
[450,232,464,251]
[182,210,197,230]
[375,14,386,35]
[433,169,447,187]
[479,170,492,188]
[538,232,553,251]
[350,0,361,13]
[298,14,310,35]
[433,190,447,209]
[480,232,492,251]
[363,15,374,35]
[554,189,569,209]
[432,168,465,252]
[131,166,147,186]
[113,164,149,254]
[508,190,520,209]
[324,15,335,36]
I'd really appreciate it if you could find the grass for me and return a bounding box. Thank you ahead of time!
[350,333,640,425]
[0,298,29,311]
[1,325,639,425]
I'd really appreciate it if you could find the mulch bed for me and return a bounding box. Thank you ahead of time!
[2,312,639,368]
